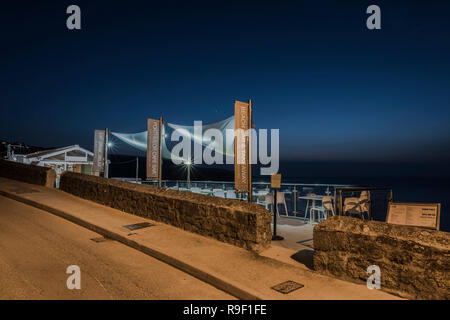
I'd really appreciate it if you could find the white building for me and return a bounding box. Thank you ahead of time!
[21,145,94,176]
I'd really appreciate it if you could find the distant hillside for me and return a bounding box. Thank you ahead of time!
[0,140,52,159]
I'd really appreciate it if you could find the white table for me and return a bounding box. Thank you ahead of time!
[298,195,325,223]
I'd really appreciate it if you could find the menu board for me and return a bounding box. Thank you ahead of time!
[387,202,440,230]
[271,174,281,189]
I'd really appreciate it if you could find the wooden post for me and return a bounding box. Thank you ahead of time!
[104,128,109,178]
[248,99,253,203]
[136,157,139,182]
[158,117,163,187]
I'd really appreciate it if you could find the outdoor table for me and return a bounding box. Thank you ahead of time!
[298,195,325,223]
[251,190,269,206]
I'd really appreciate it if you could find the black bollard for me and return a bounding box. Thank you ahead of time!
[272,189,284,241]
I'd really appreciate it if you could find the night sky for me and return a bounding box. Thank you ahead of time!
[2,1,450,167]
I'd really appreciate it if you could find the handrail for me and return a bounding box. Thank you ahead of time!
[141,179,352,188]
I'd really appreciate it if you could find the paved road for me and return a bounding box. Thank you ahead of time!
[0,196,234,299]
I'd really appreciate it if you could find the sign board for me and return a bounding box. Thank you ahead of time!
[271,174,281,189]
[234,100,250,192]
[146,118,161,181]
[93,129,105,174]
[386,202,440,230]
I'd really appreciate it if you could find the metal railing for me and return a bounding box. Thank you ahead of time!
[334,186,393,221]
[140,179,351,221]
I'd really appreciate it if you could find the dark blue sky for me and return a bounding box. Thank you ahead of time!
[2,0,450,163]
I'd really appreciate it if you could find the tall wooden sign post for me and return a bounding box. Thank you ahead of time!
[234,99,253,202]
[147,117,163,187]
[93,129,106,177]
[104,128,109,178]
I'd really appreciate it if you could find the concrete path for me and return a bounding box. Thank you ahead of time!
[0,195,233,299]
[262,221,316,269]
[274,218,315,250]
[0,177,400,300]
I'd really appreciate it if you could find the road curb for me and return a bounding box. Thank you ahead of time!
[0,189,264,300]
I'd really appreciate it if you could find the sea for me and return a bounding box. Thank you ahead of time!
[277,161,450,233]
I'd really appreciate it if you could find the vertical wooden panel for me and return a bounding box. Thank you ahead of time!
[234,100,250,192]
[93,129,105,175]
[146,118,161,181]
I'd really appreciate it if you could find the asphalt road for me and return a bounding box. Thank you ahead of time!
[0,195,233,299]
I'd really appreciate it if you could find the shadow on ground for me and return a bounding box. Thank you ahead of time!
[290,249,314,270]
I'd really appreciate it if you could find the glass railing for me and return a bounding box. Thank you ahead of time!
[141,180,351,221]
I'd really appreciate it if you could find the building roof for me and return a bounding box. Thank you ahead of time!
[26,145,93,160]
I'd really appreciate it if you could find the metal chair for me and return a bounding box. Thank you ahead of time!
[309,196,335,223]
[343,191,371,220]
[265,192,289,217]
[255,189,270,206]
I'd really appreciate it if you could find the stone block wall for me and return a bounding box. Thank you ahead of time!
[60,172,272,252]
[0,159,56,187]
[313,216,450,299]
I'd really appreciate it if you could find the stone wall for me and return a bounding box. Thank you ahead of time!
[0,159,56,188]
[60,172,272,252]
[313,216,450,299]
